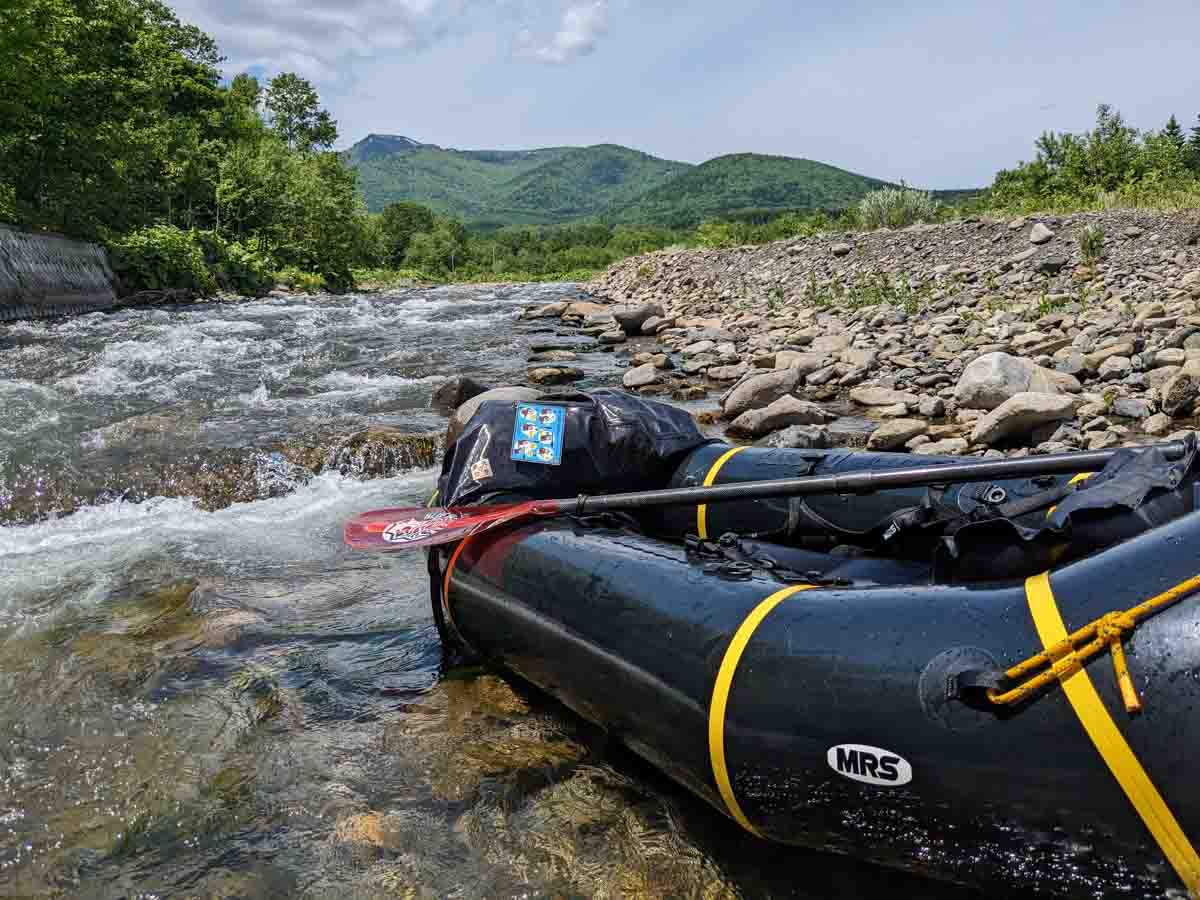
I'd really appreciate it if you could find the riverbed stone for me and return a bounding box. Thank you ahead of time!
[611,302,664,333]
[727,395,836,437]
[913,437,970,455]
[866,419,929,451]
[970,392,1078,445]
[754,424,830,449]
[431,375,490,413]
[527,366,584,385]
[622,363,662,389]
[722,368,803,418]
[850,386,919,408]
[1029,222,1055,244]
[1111,397,1154,419]
[1160,370,1200,416]
[525,301,569,319]
[954,352,1061,410]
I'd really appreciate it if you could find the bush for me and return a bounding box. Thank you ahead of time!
[0,182,15,224]
[194,231,274,296]
[275,267,326,293]
[858,187,941,229]
[1079,224,1105,262]
[108,225,215,294]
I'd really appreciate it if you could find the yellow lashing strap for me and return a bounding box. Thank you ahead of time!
[1046,471,1095,518]
[708,584,814,837]
[990,573,1200,711]
[1022,573,1200,894]
[697,446,747,539]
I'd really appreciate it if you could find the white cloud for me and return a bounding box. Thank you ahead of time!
[514,1,609,64]
[173,0,612,84]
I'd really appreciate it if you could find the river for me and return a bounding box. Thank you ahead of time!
[0,285,985,899]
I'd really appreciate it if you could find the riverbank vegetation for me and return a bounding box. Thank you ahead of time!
[0,0,371,292]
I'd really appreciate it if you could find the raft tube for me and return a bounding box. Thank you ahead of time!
[649,443,1088,548]
[439,503,1200,897]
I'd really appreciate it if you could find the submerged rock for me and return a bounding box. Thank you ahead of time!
[431,375,490,413]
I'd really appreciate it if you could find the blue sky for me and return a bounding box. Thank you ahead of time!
[173,0,1200,188]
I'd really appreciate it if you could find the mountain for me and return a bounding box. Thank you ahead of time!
[345,134,897,227]
[608,153,891,227]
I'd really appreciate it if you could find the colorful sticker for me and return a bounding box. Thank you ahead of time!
[382,510,462,544]
[512,403,564,465]
[470,457,494,482]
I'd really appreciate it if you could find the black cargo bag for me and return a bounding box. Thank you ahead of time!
[437,389,712,508]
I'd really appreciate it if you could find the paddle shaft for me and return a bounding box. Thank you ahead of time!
[570,440,1188,515]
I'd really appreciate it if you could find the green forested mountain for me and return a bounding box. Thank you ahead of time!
[608,153,892,227]
[346,136,891,226]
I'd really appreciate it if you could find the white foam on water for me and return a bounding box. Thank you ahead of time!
[0,470,437,627]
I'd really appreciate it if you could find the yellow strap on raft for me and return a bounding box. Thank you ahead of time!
[989,572,1200,712]
[709,584,815,837]
[697,446,747,540]
[1045,471,1095,518]
[1017,573,1200,895]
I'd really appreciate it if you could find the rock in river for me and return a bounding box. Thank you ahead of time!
[727,396,835,438]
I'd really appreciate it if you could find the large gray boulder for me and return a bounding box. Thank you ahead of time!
[727,395,835,438]
[447,386,542,444]
[611,302,665,333]
[954,352,1063,410]
[970,392,1077,445]
[722,368,802,419]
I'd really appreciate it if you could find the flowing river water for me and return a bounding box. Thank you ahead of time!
[0,286,986,899]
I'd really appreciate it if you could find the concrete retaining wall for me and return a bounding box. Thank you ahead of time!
[0,224,118,322]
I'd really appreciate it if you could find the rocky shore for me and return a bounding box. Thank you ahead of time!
[502,209,1200,457]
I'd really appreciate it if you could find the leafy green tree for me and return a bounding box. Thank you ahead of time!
[379,201,435,264]
[263,73,337,152]
[404,218,468,276]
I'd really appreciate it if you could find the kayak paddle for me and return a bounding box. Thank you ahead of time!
[343,440,1187,551]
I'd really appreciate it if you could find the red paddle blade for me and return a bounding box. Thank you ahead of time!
[343,501,557,551]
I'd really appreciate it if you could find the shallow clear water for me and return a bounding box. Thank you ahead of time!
[0,286,985,899]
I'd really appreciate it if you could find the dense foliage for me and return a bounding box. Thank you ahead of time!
[989,105,1200,210]
[0,0,377,292]
[606,154,890,228]
[347,140,891,227]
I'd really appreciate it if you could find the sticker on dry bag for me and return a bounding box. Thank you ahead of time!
[470,458,494,482]
[511,403,564,465]
[827,744,913,787]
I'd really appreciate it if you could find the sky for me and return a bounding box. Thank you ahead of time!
[171,0,1200,189]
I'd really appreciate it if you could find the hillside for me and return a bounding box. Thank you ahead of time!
[607,153,892,227]
[486,145,692,223]
[345,135,900,227]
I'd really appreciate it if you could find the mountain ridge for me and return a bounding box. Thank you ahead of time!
[345,133,927,227]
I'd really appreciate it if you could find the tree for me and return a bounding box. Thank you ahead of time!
[403,218,468,276]
[1189,114,1200,173]
[379,201,435,265]
[263,73,337,152]
[1164,114,1186,150]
